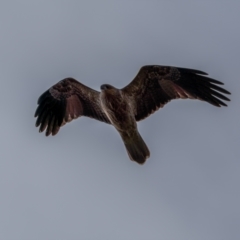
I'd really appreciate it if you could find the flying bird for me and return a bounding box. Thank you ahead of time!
[35,65,230,164]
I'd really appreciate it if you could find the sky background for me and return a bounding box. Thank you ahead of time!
[0,1,239,239]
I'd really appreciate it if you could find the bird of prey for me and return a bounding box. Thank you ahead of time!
[35,65,230,164]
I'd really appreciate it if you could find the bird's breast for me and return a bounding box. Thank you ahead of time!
[100,90,136,130]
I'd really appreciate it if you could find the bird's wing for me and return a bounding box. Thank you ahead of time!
[121,65,231,121]
[35,78,110,136]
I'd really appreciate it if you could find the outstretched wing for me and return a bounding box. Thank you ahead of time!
[122,65,231,121]
[35,78,110,136]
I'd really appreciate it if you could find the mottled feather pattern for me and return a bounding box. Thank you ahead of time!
[35,65,230,164]
[35,78,110,136]
[122,65,230,121]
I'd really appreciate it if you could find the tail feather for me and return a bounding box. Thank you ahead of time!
[122,131,150,164]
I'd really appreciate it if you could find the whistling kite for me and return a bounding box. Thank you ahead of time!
[35,65,230,164]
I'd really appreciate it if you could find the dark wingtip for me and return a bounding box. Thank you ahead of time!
[222,89,231,95]
[193,70,208,75]
[178,67,208,76]
[37,90,50,104]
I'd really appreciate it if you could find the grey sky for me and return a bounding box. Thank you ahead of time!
[0,1,239,239]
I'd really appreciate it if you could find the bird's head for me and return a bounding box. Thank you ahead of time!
[100,84,115,91]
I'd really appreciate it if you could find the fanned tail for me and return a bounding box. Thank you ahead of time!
[121,130,150,164]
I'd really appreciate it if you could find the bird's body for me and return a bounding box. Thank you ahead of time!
[100,84,131,131]
[35,65,230,164]
[100,84,150,163]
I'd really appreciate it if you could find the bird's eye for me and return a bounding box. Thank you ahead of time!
[101,84,109,90]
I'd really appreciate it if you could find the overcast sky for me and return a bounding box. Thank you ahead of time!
[0,1,239,239]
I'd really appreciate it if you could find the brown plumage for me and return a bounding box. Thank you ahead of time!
[35,65,230,164]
